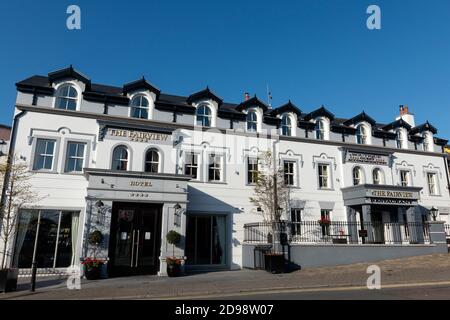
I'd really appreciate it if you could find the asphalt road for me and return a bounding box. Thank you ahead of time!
[199,284,450,300]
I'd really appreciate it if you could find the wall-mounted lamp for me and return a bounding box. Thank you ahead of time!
[430,207,439,221]
[174,203,182,227]
[95,200,104,208]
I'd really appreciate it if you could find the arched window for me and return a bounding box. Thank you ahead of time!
[281,114,292,136]
[246,111,258,132]
[145,149,160,173]
[55,84,78,110]
[353,167,363,185]
[315,120,325,140]
[196,105,211,127]
[111,146,128,171]
[396,130,406,149]
[356,125,368,145]
[130,96,149,119]
[373,168,383,185]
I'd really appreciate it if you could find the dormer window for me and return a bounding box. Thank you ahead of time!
[55,84,78,110]
[196,105,212,127]
[356,124,369,145]
[281,114,292,136]
[396,129,407,149]
[423,132,433,152]
[130,96,149,119]
[315,119,325,140]
[246,111,258,132]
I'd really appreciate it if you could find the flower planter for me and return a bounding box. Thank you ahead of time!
[332,238,348,244]
[0,268,19,293]
[84,266,101,280]
[264,254,285,274]
[167,263,182,277]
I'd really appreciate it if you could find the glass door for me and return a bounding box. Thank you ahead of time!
[109,203,162,276]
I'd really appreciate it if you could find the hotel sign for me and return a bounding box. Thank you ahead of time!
[365,188,419,206]
[108,128,170,143]
[345,151,389,166]
[342,185,422,207]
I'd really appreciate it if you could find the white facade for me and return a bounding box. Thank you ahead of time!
[2,67,450,276]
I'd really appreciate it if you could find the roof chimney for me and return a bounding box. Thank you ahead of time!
[396,104,415,127]
[244,92,250,101]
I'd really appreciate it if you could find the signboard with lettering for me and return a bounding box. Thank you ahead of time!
[345,151,389,166]
[107,128,171,143]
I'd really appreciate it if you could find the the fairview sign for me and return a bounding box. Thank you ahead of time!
[108,128,170,143]
[345,151,389,166]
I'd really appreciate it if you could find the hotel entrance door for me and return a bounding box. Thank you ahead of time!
[108,202,162,276]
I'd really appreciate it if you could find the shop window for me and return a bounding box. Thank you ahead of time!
[185,215,226,265]
[13,210,79,268]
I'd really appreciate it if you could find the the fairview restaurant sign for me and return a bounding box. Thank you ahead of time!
[108,128,170,143]
[345,151,389,166]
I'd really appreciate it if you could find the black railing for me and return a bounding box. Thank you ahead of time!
[244,220,430,245]
[445,224,450,244]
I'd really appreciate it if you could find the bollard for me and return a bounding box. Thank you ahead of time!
[30,261,37,292]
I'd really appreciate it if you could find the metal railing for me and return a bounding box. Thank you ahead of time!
[445,224,450,244]
[244,220,430,245]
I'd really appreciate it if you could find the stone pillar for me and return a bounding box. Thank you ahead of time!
[362,205,374,243]
[346,207,358,244]
[428,221,448,247]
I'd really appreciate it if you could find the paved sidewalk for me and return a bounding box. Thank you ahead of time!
[2,254,450,300]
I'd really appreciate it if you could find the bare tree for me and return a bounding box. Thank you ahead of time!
[0,155,40,269]
[249,151,289,222]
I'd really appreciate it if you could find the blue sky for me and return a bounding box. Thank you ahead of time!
[0,0,449,139]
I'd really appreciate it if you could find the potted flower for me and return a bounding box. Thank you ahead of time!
[318,217,331,227]
[165,230,182,277]
[81,257,105,280]
[82,230,105,280]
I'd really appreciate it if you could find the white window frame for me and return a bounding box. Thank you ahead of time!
[184,152,199,180]
[283,160,296,186]
[315,119,325,140]
[399,170,410,187]
[32,138,59,172]
[130,95,150,119]
[372,168,384,185]
[427,172,437,195]
[246,111,258,133]
[54,83,80,111]
[247,157,259,185]
[196,105,212,127]
[111,145,130,171]
[281,114,292,136]
[207,154,223,183]
[356,124,369,145]
[64,141,86,173]
[144,148,160,173]
[318,163,330,189]
[352,166,363,185]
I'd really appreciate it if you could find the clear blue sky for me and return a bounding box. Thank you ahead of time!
[1,0,449,139]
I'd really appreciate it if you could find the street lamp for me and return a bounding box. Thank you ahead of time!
[430,207,439,221]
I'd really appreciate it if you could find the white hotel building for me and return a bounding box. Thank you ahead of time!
[1,66,450,276]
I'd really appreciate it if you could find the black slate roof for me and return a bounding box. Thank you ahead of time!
[15,67,447,141]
